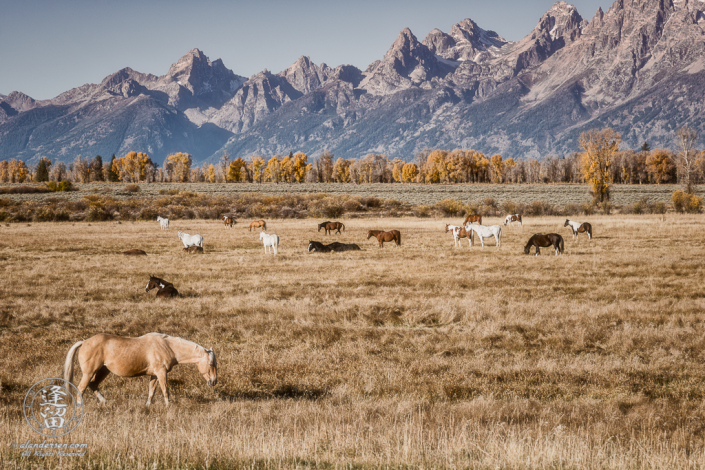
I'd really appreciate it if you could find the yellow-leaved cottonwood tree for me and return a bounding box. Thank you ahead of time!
[579,128,620,203]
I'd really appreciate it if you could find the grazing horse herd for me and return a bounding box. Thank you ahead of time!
[62,212,596,407]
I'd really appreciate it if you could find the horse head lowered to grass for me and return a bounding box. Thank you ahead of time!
[64,333,217,406]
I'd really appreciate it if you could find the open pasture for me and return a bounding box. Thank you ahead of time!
[1,215,705,469]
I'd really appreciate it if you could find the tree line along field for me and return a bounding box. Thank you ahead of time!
[1,215,705,469]
[2,182,704,206]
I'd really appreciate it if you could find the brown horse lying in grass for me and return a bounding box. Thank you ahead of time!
[524,233,564,256]
[146,275,179,298]
[63,333,217,406]
[318,221,345,235]
[249,220,267,231]
[122,249,147,256]
[367,230,401,248]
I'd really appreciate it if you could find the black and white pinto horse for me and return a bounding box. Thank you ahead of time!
[308,241,361,252]
[564,219,592,240]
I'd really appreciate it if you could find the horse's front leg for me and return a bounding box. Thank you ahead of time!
[146,376,158,406]
[156,370,169,406]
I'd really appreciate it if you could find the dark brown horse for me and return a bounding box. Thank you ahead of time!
[249,220,267,232]
[318,221,345,235]
[524,233,564,256]
[308,241,361,252]
[463,214,482,226]
[146,276,179,298]
[367,230,401,248]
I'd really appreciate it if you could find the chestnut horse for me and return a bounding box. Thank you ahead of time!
[565,219,592,240]
[445,224,473,247]
[367,230,401,248]
[249,220,267,231]
[524,233,564,256]
[463,214,482,226]
[318,221,345,235]
[63,332,217,406]
[146,275,179,298]
[222,216,234,228]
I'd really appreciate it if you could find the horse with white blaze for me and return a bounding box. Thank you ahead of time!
[260,231,280,254]
[178,231,203,248]
[157,216,169,230]
[466,222,502,247]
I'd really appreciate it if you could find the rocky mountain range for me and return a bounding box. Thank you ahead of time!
[1,0,704,164]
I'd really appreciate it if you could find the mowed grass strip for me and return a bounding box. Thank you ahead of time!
[1,215,704,469]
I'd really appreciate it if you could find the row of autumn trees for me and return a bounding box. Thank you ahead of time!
[1,128,703,188]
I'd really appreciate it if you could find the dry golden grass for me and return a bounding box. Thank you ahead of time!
[1,215,705,469]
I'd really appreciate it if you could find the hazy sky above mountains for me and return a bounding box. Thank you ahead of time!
[1,0,606,100]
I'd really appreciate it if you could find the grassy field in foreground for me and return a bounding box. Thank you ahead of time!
[1,215,705,469]
[3,181,705,206]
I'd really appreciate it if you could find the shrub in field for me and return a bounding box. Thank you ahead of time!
[672,190,702,213]
[343,199,362,212]
[35,208,56,222]
[0,185,51,194]
[526,201,553,216]
[124,184,140,193]
[45,181,74,192]
[413,205,432,217]
[0,211,10,222]
[581,203,595,215]
[54,210,70,221]
[434,199,466,217]
[360,196,381,209]
[599,201,612,215]
[631,198,647,214]
[564,203,582,215]
[138,208,159,221]
[86,206,112,222]
[650,201,667,214]
[500,200,517,215]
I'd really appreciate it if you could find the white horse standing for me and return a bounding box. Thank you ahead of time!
[259,231,279,254]
[178,231,203,248]
[466,222,502,248]
[157,216,169,230]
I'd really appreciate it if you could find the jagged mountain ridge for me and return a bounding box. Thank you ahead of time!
[1,0,704,164]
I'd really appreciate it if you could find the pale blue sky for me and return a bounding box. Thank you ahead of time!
[0,0,607,100]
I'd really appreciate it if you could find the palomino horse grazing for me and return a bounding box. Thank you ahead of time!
[260,231,279,254]
[63,333,217,406]
[504,214,523,226]
[146,275,179,298]
[222,216,234,228]
[524,233,564,256]
[178,231,203,248]
[157,216,169,230]
[367,230,401,248]
[445,224,473,247]
[463,214,482,226]
[249,220,267,232]
[308,241,361,252]
[565,219,592,240]
[466,223,502,248]
[318,221,345,235]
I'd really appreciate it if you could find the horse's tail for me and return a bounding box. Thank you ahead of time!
[341,223,345,232]
[64,341,83,383]
[498,227,502,247]
[588,224,593,239]
[559,236,565,253]
[397,232,401,246]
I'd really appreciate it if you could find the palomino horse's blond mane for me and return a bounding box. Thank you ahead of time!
[144,333,216,365]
